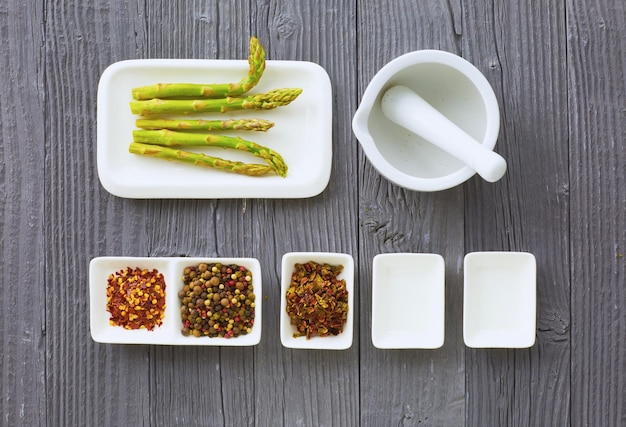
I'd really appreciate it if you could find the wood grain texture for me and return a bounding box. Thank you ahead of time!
[44,1,152,426]
[251,1,360,425]
[462,0,571,426]
[0,1,46,425]
[141,3,258,425]
[356,2,466,426]
[140,1,359,425]
[567,0,626,425]
[3,0,626,425]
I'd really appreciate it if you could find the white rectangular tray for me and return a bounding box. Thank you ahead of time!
[97,59,332,198]
[279,252,354,350]
[463,252,536,348]
[89,256,262,345]
[371,253,445,349]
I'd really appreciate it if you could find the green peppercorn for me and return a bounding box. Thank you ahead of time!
[180,262,255,339]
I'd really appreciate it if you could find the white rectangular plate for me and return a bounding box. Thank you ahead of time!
[463,252,536,348]
[280,252,354,350]
[89,257,262,345]
[371,253,445,349]
[97,59,332,198]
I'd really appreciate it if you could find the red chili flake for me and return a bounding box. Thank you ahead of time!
[285,261,348,339]
[106,267,166,330]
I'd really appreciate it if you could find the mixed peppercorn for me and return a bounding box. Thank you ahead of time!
[179,262,255,338]
[106,267,166,330]
[285,261,348,339]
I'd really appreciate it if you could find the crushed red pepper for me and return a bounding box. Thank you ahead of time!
[285,261,348,339]
[106,267,166,330]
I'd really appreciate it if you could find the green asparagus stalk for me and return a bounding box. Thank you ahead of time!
[135,118,274,132]
[133,129,288,177]
[129,88,302,116]
[129,142,275,177]
[132,36,266,100]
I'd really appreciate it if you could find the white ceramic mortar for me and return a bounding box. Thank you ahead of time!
[352,50,503,191]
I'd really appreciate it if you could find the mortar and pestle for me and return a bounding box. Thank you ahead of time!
[352,50,506,191]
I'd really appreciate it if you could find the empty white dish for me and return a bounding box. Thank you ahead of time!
[280,252,354,350]
[371,253,445,349]
[463,252,536,348]
[89,256,262,346]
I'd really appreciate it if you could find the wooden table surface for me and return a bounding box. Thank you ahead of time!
[2,1,625,425]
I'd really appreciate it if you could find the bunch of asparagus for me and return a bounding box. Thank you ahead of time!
[128,37,301,177]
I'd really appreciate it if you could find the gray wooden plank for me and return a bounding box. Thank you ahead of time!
[44,1,152,426]
[140,2,256,425]
[567,1,626,425]
[251,1,360,425]
[462,1,571,426]
[4,0,625,425]
[140,1,359,425]
[0,1,46,426]
[356,2,466,425]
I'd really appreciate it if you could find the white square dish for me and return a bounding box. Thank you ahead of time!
[280,252,354,350]
[97,59,332,198]
[463,252,536,348]
[89,256,262,345]
[371,253,445,349]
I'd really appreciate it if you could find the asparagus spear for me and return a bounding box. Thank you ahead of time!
[129,88,302,116]
[129,142,275,177]
[132,129,288,177]
[135,118,274,132]
[132,36,266,100]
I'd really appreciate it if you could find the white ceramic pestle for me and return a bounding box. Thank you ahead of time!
[381,85,507,183]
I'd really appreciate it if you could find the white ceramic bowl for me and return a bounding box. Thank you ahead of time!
[280,252,354,350]
[90,256,262,346]
[352,50,500,191]
[371,253,445,349]
[463,252,536,348]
